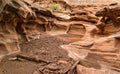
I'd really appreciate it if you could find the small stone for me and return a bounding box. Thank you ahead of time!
[57,60,68,64]
[46,63,60,71]
[8,57,18,61]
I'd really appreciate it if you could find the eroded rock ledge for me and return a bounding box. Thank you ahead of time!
[0,0,100,58]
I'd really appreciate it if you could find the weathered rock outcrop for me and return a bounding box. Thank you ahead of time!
[0,1,25,58]
[95,6,120,23]
[95,5,120,34]
[0,0,58,59]
[62,33,120,73]
[0,21,20,59]
[1,0,120,74]
[70,10,99,23]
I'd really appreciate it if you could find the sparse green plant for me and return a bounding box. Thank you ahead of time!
[49,3,60,11]
[63,11,71,14]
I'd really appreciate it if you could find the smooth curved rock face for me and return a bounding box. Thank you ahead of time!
[61,45,89,61]
[0,21,20,59]
[76,65,119,74]
[82,24,98,40]
[90,35,120,52]
[90,37,116,52]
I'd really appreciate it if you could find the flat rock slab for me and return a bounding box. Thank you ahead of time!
[71,40,94,47]
[61,44,89,61]
[77,65,119,74]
